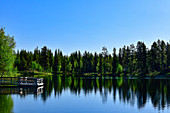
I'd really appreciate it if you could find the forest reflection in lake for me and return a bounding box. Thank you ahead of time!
[0,76,170,112]
[41,76,170,110]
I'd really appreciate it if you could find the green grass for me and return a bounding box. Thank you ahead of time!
[15,70,170,78]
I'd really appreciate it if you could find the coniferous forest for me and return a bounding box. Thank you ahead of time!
[1,28,170,76]
[14,40,170,76]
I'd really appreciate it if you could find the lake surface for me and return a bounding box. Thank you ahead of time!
[1,76,170,113]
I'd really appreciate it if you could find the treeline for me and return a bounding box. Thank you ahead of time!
[14,39,170,76]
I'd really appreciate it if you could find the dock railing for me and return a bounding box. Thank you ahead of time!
[0,77,43,86]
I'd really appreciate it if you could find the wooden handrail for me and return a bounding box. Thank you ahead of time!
[0,77,43,86]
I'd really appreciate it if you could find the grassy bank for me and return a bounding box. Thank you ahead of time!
[16,70,170,78]
[17,70,52,77]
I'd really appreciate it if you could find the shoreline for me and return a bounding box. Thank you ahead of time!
[16,71,170,78]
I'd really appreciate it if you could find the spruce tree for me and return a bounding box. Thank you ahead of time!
[112,48,117,75]
[160,40,167,71]
[40,46,50,71]
[166,42,170,72]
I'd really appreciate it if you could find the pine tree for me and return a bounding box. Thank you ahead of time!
[78,51,83,73]
[48,49,54,71]
[53,49,61,74]
[156,39,162,71]
[126,46,130,72]
[136,42,147,73]
[33,47,40,63]
[99,53,104,74]
[102,47,109,73]
[166,42,170,72]
[94,52,98,73]
[14,50,20,70]
[130,44,135,73]
[160,40,167,72]
[150,42,159,71]
[40,46,50,71]
[118,48,122,65]
[112,48,117,75]
[122,46,126,72]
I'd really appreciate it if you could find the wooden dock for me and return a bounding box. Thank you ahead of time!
[0,77,44,87]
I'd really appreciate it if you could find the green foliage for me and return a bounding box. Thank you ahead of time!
[40,46,50,70]
[11,35,169,76]
[112,48,118,75]
[116,64,123,74]
[53,49,62,73]
[31,61,43,72]
[66,61,72,72]
[0,28,16,76]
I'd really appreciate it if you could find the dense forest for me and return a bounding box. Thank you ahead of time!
[0,28,170,76]
[14,39,170,76]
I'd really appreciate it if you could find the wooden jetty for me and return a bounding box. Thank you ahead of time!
[0,77,44,87]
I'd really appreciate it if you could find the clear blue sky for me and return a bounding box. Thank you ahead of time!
[0,0,170,55]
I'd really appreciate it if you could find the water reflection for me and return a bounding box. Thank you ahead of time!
[0,87,43,96]
[0,95,13,113]
[1,76,170,112]
[41,76,170,110]
[0,86,43,113]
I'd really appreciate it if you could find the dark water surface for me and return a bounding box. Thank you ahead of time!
[1,76,170,113]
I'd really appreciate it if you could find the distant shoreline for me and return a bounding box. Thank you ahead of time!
[17,71,170,78]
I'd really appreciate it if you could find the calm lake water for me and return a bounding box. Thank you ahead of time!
[1,76,170,113]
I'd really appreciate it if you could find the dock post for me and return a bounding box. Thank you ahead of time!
[11,77,12,85]
[36,79,37,86]
[18,77,20,86]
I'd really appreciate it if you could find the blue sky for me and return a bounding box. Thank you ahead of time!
[0,0,170,55]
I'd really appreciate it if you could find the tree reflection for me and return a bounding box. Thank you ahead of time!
[0,95,13,113]
[41,76,170,110]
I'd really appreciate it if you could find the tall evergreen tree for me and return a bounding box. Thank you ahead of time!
[122,46,126,72]
[126,46,131,72]
[78,51,83,73]
[166,42,170,72]
[40,46,50,71]
[94,52,98,73]
[102,47,109,73]
[130,44,135,73]
[33,47,40,63]
[136,42,147,73]
[149,42,159,71]
[19,50,28,70]
[112,48,117,75]
[53,49,61,74]
[157,39,162,71]
[99,53,104,74]
[118,48,122,65]
[48,49,54,71]
[160,40,167,71]
[142,42,147,72]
